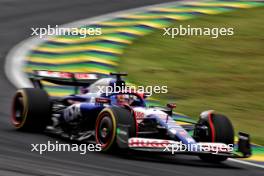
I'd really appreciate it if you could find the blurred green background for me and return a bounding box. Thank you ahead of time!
[119,7,264,145]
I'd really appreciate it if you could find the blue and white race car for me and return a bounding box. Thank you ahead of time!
[11,71,251,162]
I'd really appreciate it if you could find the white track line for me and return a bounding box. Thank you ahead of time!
[4,0,184,88]
[229,158,264,169]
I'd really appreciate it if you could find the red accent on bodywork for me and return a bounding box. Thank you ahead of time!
[136,92,144,99]
[132,110,139,137]
[208,113,215,142]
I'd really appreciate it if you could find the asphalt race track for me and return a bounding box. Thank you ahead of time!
[0,0,263,175]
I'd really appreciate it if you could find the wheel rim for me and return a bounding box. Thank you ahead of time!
[97,115,113,147]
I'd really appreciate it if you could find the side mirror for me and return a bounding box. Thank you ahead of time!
[167,103,176,116]
[167,103,176,109]
[143,92,151,99]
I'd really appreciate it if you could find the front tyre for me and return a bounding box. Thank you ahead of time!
[11,88,51,132]
[95,108,117,152]
[194,111,234,162]
[95,106,137,152]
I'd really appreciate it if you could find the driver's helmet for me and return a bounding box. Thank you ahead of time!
[116,94,134,105]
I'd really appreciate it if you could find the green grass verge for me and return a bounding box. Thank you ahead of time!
[119,7,264,145]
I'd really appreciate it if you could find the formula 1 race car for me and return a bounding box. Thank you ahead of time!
[11,71,252,162]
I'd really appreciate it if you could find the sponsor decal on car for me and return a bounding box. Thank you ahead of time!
[128,138,173,148]
[128,138,234,155]
[134,111,144,121]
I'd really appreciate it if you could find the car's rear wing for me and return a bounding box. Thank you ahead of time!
[29,70,101,92]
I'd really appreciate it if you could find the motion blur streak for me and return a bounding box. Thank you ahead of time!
[1,0,264,176]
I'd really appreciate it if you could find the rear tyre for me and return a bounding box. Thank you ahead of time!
[11,88,51,132]
[195,112,234,162]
